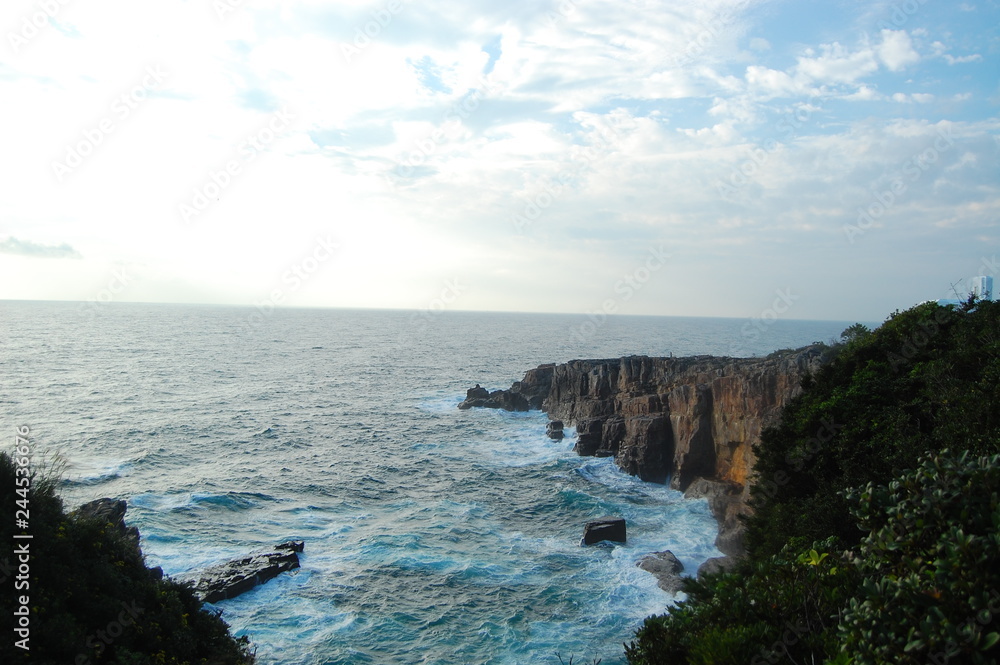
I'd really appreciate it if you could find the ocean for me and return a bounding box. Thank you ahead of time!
[0,301,863,664]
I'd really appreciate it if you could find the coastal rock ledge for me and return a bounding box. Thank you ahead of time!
[189,541,305,604]
[459,347,825,556]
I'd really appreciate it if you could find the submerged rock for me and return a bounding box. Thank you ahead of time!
[190,541,304,604]
[582,517,626,545]
[637,550,685,594]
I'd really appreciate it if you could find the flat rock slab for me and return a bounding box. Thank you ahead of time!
[582,517,626,545]
[190,541,304,604]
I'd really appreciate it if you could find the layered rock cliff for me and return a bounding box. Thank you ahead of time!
[460,346,825,556]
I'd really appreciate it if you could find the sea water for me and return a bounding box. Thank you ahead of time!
[0,302,862,664]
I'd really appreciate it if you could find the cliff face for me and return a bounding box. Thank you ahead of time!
[461,346,825,555]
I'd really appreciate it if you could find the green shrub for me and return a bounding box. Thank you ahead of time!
[839,449,1000,665]
[625,538,860,665]
[747,298,1000,557]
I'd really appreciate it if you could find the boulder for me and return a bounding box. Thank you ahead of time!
[546,420,564,440]
[582,517,626,545]
[637,550,685,594]
[697,556,738,578]
[190,541,304,604]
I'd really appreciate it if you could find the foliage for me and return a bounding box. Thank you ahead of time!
[747,298,1000,556]
[0,451,255,665]
[839,449,1000,665]
[625,537,860,665]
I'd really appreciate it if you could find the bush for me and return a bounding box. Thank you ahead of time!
[747,298,1000,556]
[839,449,1000,664]
[625,538,860,665]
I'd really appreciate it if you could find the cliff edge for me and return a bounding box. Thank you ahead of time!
[460,346,826,556]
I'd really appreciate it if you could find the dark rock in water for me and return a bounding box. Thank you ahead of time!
[546,420,564,440]
[458,384,491,409]
[637,550,685,594]
[458,387,530,411]
[190,541,304,604]
[458,366,555,411]
[582,517,626,545]
[697,556,738,578]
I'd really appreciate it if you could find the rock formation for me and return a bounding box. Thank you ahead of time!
[189,541,304,604]
[74,498,162,579]
[637,550,685,594]
[460,347,825,556]
[582,517,627,545]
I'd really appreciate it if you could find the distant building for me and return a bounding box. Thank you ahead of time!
[937,275,995,307]
[971,275,994,300]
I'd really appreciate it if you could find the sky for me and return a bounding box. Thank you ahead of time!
[0,0,998,322]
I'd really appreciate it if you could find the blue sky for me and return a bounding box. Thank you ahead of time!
[1,0,997,321]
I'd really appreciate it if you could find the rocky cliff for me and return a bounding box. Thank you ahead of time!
[460,346,826,556]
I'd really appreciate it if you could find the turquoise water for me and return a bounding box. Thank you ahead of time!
[0,302,860,664]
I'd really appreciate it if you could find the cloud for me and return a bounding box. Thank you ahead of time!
[0,237,82,259]
[944,53,982,65]
[795,42,879,84]
[876,30,920,72]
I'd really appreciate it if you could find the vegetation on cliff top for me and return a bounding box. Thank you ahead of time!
[0,452,255,665]
[627,297,1000,665]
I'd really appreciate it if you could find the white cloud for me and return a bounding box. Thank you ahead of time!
[877,30,920,71]
[1,0,997,321]
[795,42,879,84]
[944,53,983,64]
